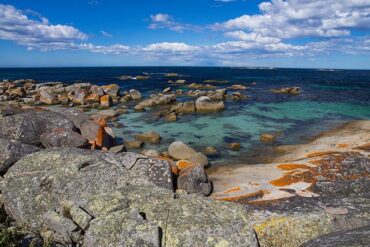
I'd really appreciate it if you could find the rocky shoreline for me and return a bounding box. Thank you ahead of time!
[0,79,369,246]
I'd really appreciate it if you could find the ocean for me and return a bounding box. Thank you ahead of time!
[1,67,369,165]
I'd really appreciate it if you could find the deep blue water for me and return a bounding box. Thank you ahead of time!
[1,67,369,164]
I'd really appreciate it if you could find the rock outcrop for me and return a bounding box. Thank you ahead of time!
[1,148,258,246]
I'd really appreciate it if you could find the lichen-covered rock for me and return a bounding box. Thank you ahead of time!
[301,226,370,247]
[0,110,76,145]
[40,128,88,148]
[177,165,213,196]
[84,209,161,247]
[0,138,40,174]
[2,148,174,231]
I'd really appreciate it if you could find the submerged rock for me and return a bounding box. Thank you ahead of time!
[135,131,161,144]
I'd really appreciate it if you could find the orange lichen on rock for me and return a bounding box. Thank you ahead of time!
[353,143,370,151]
[176,160,195,171]
[277,163,311,170]
[337,143,349,148]
[219,190,265,202]
[224,186,241,193]
[306,151,339,158]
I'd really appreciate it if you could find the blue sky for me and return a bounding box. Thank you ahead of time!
[0,0,369,68]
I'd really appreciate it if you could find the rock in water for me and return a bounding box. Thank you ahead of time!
[129,89,142,100]
[0,110,76,145]
[168,141,209,166]
[195,96,225,112]
[0,138,40,174]
[135,131,161,144]
[40,128,88,148]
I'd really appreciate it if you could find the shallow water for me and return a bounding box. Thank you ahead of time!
[1,67,369,165]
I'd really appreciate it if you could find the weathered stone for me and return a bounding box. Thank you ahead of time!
[0,110,76,145]
[141,149,162,157]
[109,144,127,153]
[90,85,105,96]
[72,89,88,105]
[302,226,370,247]
[53,108,90,129]
[135,131,161,144]
[95,109,118,120]
[260,133,277,143]
[271,87,300,95]
[129,89,142,100]
[39,90,60,105]
[178,101,195,114]
[165,112,177,121]
[177,165,212,196]
[124,140,144,149]
[195,96,225,112]
[228,84,248,90]
[0,138,40,174]
[40,128,88,148]
[86,93,100,103]
[84,209,160,247]
[102,84,120,97]
[228,142,241,150]
[80,120,100,143]
[168,141,209,166]
[100,95,112,107]
[2,148,174,231]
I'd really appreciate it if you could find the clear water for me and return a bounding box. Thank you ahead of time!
[1,67,369,165]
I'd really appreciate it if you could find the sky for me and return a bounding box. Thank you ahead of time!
[0,0,369,69]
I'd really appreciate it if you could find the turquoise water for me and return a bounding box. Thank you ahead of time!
[1,67,369,164]
[114,100,370,164]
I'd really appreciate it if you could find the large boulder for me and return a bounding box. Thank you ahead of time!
[40,128,88,148]
[1,149,258,247]
[168,141,209,166]
[0,110,76,145]
[2,148,174,231]
[52,108,90,129]
[177,164,213,196]
[102,84,120,97]
[0,138,40,174]
[195,96,225,112]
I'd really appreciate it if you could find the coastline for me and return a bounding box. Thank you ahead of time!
[208,120,370,202]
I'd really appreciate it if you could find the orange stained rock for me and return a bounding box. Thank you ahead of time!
[218,190,265,202]
[306,151,340,158]
[224,186,241,193]
[176,160,195,171]
[100,95,112,107]
[157,157,178,175]
[86,93,100,102]
[277,163,311,170]
[270,169,317,187]
[337,143,349,148]
[354,143,370,151]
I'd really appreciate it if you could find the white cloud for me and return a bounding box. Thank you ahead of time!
[142,42,200,53]
[0,3,87,50]
[148,13,202,32]
[214,0,370,39]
